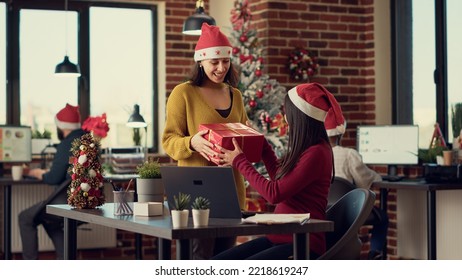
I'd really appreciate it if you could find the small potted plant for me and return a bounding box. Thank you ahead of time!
[171,192,191,228]
[135,158,163,203]
[451,103,462,163]
[191,196,211,227]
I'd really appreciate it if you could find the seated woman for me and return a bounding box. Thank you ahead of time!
[214,83,345,260]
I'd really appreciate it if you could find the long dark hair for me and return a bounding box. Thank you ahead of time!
[276,94,330,179]
[189,62,240,88]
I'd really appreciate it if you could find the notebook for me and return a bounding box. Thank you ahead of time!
[161,166,243,219]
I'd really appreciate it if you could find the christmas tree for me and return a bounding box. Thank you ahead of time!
[230,0,288,159]
[67,133,106,209]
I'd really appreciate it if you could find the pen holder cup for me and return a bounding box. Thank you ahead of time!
[113,191,134,216]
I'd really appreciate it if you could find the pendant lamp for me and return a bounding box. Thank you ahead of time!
[55,0,81,77]
[182,0,216,36]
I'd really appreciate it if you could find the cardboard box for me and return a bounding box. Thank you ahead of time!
[199,123,264,163]
[134,202,163,216]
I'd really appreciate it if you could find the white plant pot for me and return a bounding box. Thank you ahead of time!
[171,209,189,228]
[192,209,210,227]
[32,139,51,154]
[136,178,164,202]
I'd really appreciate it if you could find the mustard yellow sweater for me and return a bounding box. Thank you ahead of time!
[162,82,249,209]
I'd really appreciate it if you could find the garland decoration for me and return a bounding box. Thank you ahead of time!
[288,48,319,81]
[67,133,105,209]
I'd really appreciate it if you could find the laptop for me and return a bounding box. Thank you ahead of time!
[161,166,243,219]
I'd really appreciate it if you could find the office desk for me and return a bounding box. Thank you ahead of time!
[373,179,462,260]
[0,177,43,260]
[47,203,334,260]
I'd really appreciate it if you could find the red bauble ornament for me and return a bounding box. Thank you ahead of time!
[257,57,264,64]
[232,47,240,55]
[265,116,272,123]
[249,100,257,108]
[255,69,262,77]
[256,89,264,98]
[239,35,248,42]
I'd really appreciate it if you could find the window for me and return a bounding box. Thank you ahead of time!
[20,9,78,142]
[412,0,436,148]
[411,0,462,148]
[447,0,462,141]
[5,1,158,151]
[89,7,153,149]
[0,3,5,124]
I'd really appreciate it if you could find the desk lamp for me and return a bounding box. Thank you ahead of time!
[127,104,148,160]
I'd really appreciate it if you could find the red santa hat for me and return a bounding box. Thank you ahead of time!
[288,83,345,134]
[325,108,347,136]
[194,23,232,62]
[55,103,81,130]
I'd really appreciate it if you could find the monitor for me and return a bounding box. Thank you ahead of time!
[357,125,419,176]
[0,125,32,163]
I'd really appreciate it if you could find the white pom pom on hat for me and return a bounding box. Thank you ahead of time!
[288,83,345,134]
[55,103,81,130]
[194,23,232,62]
[325,108,347,136]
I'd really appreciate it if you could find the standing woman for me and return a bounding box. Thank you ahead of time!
[162,23,248,259]
[214,83,345,259]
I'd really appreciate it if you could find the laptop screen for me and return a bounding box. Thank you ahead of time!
[161,166,242,219]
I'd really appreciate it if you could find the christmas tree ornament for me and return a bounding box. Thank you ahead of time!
[255,68,262,77]
[256,89,264,98]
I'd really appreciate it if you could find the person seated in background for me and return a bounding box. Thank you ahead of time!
[18,103,86,260]
[213,83,343,260]
[325,108,389,260]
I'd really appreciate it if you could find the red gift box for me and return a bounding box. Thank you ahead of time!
[199,123,264,163]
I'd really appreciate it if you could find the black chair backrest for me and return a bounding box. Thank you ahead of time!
[328,176,382,225]
[327,176,356,209]
[318,188,375,260]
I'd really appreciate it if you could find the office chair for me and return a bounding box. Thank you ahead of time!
[318,188,375,260]
[327,177,382,225]
[32,178,89,229]
[32,178,72,224]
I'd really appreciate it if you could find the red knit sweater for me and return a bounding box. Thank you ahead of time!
[233,139,332,256]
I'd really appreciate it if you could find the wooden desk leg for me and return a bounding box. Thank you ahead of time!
[176,239,191,260]
[293,233,309,260]
[158,238,171,260]
[64,218,77,260]
[3,184,11,260]
[427,190,436,260]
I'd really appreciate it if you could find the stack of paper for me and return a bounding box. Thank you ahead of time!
[242,213,310,225]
